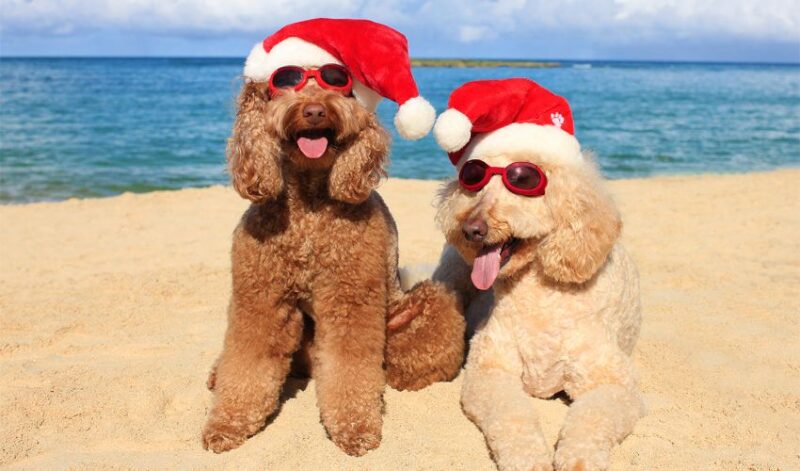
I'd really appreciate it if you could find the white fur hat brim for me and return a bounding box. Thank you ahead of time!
[243,38,341,82]
[243,38,382,112]
[457,123,582,167]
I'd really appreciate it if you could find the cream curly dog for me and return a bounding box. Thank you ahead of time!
[432,78,644,471]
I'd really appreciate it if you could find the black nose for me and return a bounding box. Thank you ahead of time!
[462,218,488,242]
[302,103,326,125]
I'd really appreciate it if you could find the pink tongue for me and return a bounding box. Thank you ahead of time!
[471,245,502,291]
[297,136,328,159]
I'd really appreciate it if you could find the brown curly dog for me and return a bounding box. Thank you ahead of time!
[201,79,464,457]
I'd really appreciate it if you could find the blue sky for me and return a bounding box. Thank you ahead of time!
[2,0,799,63]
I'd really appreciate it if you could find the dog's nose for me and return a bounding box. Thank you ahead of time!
[462,218,488,243]
[302,103,326,125]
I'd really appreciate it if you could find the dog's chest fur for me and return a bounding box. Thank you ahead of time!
[243,175,392,304]
[488,250,632,398]
[492,276,571,398]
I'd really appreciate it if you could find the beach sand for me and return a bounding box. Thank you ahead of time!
[1,170,799,470]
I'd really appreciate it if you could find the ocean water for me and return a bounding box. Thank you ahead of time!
[1,58,798,203]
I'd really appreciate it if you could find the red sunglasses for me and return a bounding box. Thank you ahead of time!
[458,160,548,197]
[268,64,353,97]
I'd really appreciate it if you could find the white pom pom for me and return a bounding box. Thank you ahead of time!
[394,96,436,140]
[433,108,472,152]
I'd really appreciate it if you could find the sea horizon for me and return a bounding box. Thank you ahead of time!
[2,58,799,203]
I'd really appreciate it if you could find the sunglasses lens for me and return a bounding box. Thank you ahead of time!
[319,65,350,87]
[460,161,487,187]
[506,164,542,190]
[271,68,304,88]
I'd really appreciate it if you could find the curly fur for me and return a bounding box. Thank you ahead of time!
[385,280,465,391]
[434,150,644,471]
[203,81,464,457]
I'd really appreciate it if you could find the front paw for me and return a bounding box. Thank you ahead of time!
[328,416,382,456]
[553,442,610,471]
[201,417,249,453]
[495,451,553,471]
[385,280,465,391]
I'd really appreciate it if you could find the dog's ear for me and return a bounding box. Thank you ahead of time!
[327,113,390,204]
[537,155,621,284]
[227,82,284,203]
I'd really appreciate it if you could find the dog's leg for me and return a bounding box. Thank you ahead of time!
[201,293,303,453]
[311,283,386,457]
[462,328,553,471]
[554,332,644,471]
[385,280,465,390]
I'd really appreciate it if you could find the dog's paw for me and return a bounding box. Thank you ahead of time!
[554,458,587,471]
[553,444,609,471]
[329,419,382,457]
[385,280,465,391]
[531,463,555,471]
[201,419,248,453]
[496,452,552,471]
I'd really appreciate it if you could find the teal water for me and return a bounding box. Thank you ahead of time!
[1,58,798,203]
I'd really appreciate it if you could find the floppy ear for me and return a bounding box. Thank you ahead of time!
[537,156,621,284]
[327,113,390,204]
[227,82,284,203]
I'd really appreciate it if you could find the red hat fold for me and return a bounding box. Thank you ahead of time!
[433,78,580,165]
[244,18,434,140]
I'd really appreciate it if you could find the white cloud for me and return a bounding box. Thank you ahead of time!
[1,0,798,43]
[458,25,492,43]
[415,0,799,42]
[0,0,364,36]
[611,0,800,40]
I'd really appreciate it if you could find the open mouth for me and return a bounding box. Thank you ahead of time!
[471,237,520,291]
[295,128,335,159]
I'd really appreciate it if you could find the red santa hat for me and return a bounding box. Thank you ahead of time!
[243,18,435,140]
[433,78,581,165]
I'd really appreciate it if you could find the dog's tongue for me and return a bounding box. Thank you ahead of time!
[471,244,502,291]
[297,136,328,159]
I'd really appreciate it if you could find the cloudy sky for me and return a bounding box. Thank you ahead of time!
[2,0,799,62]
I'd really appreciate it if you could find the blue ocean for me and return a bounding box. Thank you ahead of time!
[1,58,798,203]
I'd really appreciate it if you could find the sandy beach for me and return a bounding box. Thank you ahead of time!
[1,169,799,470]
